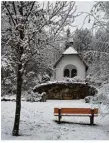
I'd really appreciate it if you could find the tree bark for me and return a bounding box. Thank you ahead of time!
[12,3,24,135]
[12,63,23,136]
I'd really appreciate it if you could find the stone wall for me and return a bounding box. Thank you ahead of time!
[33,82,98,100]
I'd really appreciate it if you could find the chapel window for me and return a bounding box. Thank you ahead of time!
[71,69,77,78]
[64,69,70,77]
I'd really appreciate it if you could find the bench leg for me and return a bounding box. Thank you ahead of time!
[90,116,94,125]
[58,109,61,124]
[58,115,61,124]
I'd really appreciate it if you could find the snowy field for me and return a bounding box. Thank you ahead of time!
[1,100,109,140]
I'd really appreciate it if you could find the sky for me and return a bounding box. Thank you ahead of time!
[71,1,95,31]
[39,1,95,33]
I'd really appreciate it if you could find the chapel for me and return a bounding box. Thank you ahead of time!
[54,44,88,80]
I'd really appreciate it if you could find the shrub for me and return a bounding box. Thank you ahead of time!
[26,91,42,102]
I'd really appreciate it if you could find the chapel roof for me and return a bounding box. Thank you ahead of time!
[63,46,78,55]
[54,47,88,71]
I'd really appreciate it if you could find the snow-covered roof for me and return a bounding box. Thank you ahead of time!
[63,46,78,55]
[54,46,88,70]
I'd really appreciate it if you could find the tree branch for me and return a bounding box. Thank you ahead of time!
[12,2,18,24]
[25,1,35,22]
[3,2,16,26]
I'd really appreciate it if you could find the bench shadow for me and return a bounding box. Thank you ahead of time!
[54,120,98,126]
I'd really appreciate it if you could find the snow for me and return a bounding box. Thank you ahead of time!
[92,83,109,106]
[99,83,109,98]
[33,79,86,90]
[1,100,109,140]
[63,46,78,55]
[1,95,16,100]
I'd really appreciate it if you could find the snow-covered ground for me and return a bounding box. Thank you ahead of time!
[1,100,109,140]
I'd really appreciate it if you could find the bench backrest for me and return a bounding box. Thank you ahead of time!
[54,108,98,115]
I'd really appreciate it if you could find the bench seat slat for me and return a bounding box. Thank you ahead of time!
[54,108,98,115]
[54,114,98,117]
[54,107,99,125]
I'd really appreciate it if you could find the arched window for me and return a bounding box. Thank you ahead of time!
[64,69,70,77]
[71,69,77,78]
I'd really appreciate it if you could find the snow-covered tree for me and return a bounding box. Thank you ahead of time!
[91,1,109,31]
[64,28,72,50]
[73,28,92,53]
[1,55,16,95]
[85,2,109,111]
[1,1,78,136]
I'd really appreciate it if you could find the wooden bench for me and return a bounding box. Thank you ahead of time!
[54,108,98,125]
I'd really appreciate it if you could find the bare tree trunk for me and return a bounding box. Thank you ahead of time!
[12,63,23,136]
[12,2,24,135]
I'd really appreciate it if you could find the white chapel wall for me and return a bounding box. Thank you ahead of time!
[55,55,86,80]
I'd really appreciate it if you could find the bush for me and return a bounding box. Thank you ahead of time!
[26,91,47,102]
[40,92,47,102]
[91,83,109,115]
[65,76,85,83]
[26,91,42,102]
[84,96,93,103]
[41,74,50,83]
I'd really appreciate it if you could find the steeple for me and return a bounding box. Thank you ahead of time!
[65,28,73,50]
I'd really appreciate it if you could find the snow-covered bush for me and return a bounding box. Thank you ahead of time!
[72,76,86,82]
[94,84,109,103]
[26,91,47,102]
[40,92,47,102]
[64,76,85,83]
[41,74,50,83]
[26,91,42,102]
[92,83,109,114]
[84,96,93,103]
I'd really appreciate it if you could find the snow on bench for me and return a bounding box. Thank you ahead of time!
[54,108,98,125]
